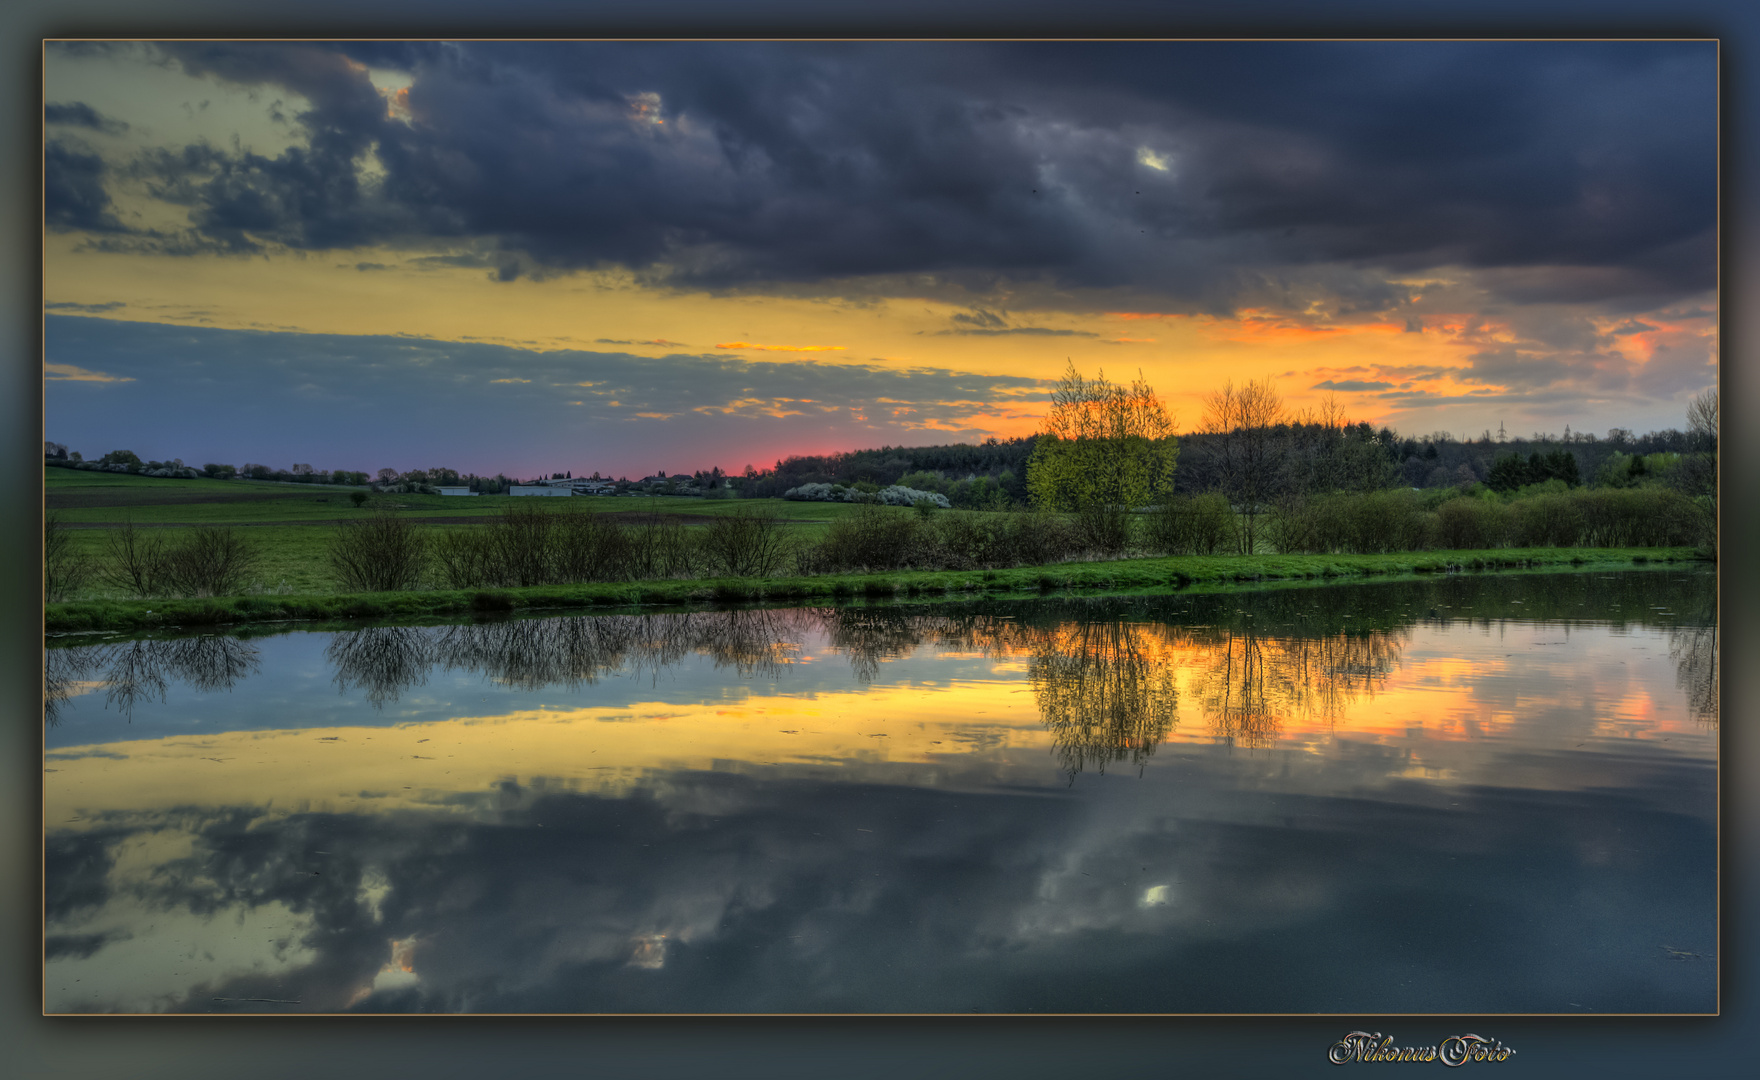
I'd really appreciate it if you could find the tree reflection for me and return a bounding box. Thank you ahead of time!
[45,635,262,723]
[809,601,1407,767]
[44,646,98,728]
[323,610,819,705]
[327,626,434,707]
[1670,624,1718,724]
[1025,621,1179,779]
[1190,627,1404,748]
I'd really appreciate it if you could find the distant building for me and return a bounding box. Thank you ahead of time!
[437,486,478,496]
[509,485,571,497]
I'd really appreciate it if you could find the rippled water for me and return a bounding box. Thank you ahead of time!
[44,569,1717,1014]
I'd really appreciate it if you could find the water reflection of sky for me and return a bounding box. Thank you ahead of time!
[44,571,1716,1014]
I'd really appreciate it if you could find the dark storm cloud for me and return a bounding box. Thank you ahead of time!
[66,41,1713,308]
[45,140,127,233]
[45,101,129,134]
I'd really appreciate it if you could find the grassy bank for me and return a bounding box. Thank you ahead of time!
[45,546,1702,633]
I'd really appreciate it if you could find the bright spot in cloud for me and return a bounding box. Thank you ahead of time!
[348,935,421,1005]
[490,377,531,383]
[1136,146,1172,172]
[628,934,667,968]
[626,92,665,125]
[1140,884,1174,908]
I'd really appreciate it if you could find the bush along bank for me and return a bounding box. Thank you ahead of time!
[45,546,1703,633]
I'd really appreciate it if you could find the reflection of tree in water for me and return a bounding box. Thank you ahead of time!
[44,636,262,724]
[44,647,98,727]
[1025,621,1179,779]
[1190,627,1405,748]
[811,602,1407,763]
[327,626,434,707]
[1670,624,1718,724]
[325,610,818,705]
[816,607,959,682]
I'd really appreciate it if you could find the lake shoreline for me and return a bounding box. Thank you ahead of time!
[44,546,1707,634]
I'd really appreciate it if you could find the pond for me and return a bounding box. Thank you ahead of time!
[44,569,1717,1014]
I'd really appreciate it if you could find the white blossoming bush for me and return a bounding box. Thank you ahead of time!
[783,482,951,508]
[876,485,951,508]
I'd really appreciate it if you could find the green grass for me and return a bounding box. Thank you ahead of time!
[44,468,1709,632]
[46,465,841,525]
[45,546,1701,634]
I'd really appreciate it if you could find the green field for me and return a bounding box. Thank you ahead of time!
[46,466,851,596]
[44,466,1710,631]
[46,466,839,525]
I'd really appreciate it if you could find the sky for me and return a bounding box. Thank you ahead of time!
[43,40,1718,479]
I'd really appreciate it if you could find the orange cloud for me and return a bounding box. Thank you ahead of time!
[1207,310,1405,345]
[714,341,847,352]
[45,362,133,383]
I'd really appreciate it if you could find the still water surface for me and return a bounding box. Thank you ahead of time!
[44,570,1717,1013]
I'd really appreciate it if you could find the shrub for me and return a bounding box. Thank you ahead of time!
[1268,491,1431,554]
[801,504,924,573]
[1435,496,1508,549]
[1147,494,1238,556]
[329,512,430,592]
[700,508,791,578]
[350,491,369,508]
[1072,502,1132,557]
[553,510,635,583]
[44,512,94,602]
[924,510,999,570]
[999,505,1085,566]
[1342,490,1434,553]
[1507,493,1583,548]
[1572,487,1707,548]
[487,503,558,587]
[624,511,702,579]
[99,518,169,597]
[433,528,497,589]
[160,526,262,597]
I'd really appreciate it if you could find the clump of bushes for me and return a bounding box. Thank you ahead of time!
[699,507,791,577]
[1268,491,1434,554]
[1434,496,1507,549]
[1265,485,1710,554]
[433,505,708,589]
[329,512,429,592]
[795,504,1086,574]
[77,519,262,599]
[158,527,263,597]
[1145,494,1238,556]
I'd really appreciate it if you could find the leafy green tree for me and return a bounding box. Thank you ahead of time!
[1487,452,1529,493]
[1027,362,1178,553]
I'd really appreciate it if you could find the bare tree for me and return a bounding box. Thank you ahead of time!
[100,518,168,597]
[1202,377,1287,553]
[1688,387,1719,449]
[44,512,94,602]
